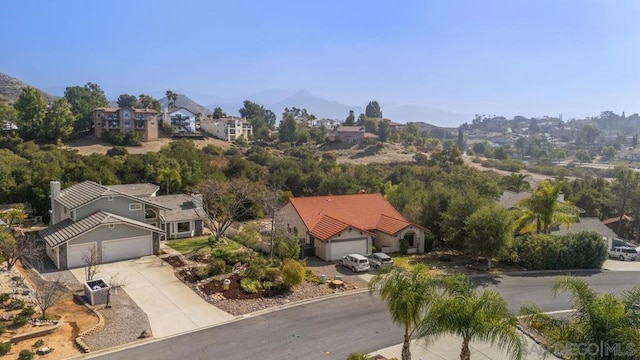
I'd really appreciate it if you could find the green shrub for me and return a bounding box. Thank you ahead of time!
[0,342,10,355]
[20,306,35,317]
[263,267,281,282]
[196,266,210,280]
[32,339,44,348]
[281,260,305,288]
[106,146,128,157]
[0,325,5,336]
[304,269,321,284]
[211,248,232,261]
[18,349,34,360]
[243,258,266,281]
[7,299,24,310]
[240,278,261,294]
[12,316,27,327]
[518,231,607,270]
[0,293,9,303]
[207,258,226,276]
[202,144,223,155]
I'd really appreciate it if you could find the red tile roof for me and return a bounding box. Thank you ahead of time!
[289,193,424,241]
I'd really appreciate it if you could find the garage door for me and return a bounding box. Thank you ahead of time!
[329,239,367,261]
[102,236,153,263]
[67,243,97,269]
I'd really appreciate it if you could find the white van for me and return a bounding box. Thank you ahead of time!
[609,246,638,261]
[339,254,370,273]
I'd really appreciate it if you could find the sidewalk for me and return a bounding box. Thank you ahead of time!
[369,333,551,360]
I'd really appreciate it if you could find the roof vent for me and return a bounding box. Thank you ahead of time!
[359,189,366,194]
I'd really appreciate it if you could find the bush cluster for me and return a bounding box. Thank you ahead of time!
[102,131,143,146]
[0,342,10,355]
[240,278,261,294]
[518,231,608,270]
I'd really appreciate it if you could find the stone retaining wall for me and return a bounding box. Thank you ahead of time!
[73,294,105,353]
[10,317,64,343]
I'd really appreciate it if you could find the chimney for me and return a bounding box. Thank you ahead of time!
[50,181,61,225]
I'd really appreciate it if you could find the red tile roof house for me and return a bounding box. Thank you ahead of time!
[279,193,428,261]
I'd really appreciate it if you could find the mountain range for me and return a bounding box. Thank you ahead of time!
[0,72,471,127]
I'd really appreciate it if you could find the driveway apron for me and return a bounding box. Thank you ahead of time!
[70,255,234,338]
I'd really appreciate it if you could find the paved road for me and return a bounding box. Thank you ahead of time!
[87,271,640,360]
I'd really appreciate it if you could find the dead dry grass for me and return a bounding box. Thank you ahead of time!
[65,136,232,156]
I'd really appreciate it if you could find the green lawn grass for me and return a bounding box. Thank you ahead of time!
[166,236,242,254]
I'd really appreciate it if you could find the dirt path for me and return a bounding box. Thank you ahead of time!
[462,156,574,188]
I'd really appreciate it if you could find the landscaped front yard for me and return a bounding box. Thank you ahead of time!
[161,236,360,315]
[391,247,524,275]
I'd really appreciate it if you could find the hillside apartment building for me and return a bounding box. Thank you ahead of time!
[93,107,159,141]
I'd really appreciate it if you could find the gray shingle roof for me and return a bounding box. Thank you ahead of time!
[551,217,619,238]
[56,181,170,210]
[151,194,207,222]
[498,190,532,209]
[105,183,159,198]
[39,210,164,247]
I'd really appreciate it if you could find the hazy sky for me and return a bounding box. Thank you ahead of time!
[2,0,640,118]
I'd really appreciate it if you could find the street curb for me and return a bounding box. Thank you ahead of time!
[467,268,606,279]
[73,287,370,359]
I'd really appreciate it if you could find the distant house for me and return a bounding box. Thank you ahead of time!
[329,126,378,144]
[93,107,159,141]
[279,193,428,261]
[314,118,340,130]
[602,215,634,239]
[388,121,405,130]
[200,116,253,142]
[163,107,197,134]
[498,190,532,210]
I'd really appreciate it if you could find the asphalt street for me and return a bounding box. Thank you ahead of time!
[86,271,640,360]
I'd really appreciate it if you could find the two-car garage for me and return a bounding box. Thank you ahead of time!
[41,211,163,270]
[66,236,153,268]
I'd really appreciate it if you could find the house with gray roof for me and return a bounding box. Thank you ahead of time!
[41,180,170,269]
[151,194,207,239]
[551,217,619,249]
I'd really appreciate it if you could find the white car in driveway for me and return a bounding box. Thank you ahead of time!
[367,253,394,269]
[339,254,370,273]
[608,246,638,261]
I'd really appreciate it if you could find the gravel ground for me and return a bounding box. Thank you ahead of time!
[39,261,152,351]
[82,288,152,351]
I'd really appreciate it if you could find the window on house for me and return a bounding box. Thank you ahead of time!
[129,203,142,211]
[108,196,114,201]
[63,208,67,214]
[108,224,115,230]
[177,222,190,232]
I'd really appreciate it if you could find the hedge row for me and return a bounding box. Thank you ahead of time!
[518,231,608,270]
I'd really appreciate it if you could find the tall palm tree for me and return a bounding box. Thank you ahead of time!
[520,277,640,359]
[514,180,579,234]
[423,275,525,360]
[156,167,181,195]
[369,265,440,360]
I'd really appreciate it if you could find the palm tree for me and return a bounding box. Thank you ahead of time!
[503,173,530,193]
[520,277,640,359]
[156,167,181,195]
[423,275,525,360]
[514,180,579,234]
[165,90,178,109]
[369,265,440,360]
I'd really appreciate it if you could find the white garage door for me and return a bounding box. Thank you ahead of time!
[329,239,367,261]
[102,236,153,263]
[67,243,97,269]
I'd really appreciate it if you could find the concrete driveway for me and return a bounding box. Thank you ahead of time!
[602,258,640,271]
[70,256,234,338]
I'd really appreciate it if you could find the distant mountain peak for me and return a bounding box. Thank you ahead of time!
[159,94,211,115]
[0,72,57,103]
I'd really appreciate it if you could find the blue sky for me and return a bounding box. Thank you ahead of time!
[2,0,640,119]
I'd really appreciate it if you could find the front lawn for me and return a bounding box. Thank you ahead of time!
[166,236,242,254]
